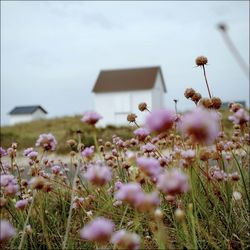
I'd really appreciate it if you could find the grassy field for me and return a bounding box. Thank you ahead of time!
[0,109,233,155]
[1,115,134,154]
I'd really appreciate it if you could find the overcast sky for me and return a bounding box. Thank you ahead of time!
[1,1,249,125]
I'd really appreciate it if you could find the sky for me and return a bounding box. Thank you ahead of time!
[1,1,249,125]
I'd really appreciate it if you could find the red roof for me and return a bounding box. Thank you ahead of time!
[92,66,166,93]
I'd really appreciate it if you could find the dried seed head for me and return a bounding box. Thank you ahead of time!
[11,143,18,149]
[195,56,208,66]
[21,179,28,187]
[138,102,148,112]
[211,97,222,109]
[30,177,46,190]
[191,92,202,104]
[67,139,77,148]
[199,149,211,161]
[105,142,112,148]
[175,208,185,221]
[70,151,76,157]
[184,88,196,99]
[198,98,213,108]
[127,113,137,123]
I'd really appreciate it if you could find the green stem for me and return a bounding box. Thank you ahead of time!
[18,191,37,250]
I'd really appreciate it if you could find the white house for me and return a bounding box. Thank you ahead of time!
[8,105,48,125]
[92,66,167,126]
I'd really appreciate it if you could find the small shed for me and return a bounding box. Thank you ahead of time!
[92,66,167,126]
[8,105,48,125]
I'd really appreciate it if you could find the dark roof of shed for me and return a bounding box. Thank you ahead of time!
[92,66,166,93]
[9,106,48,115]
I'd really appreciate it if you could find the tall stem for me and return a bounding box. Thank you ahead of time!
[221,31,249,78]
[202,65,212,99]
[62,134,82,249]
[18,191,37,250]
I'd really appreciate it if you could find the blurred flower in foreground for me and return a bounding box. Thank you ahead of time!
[111,229,140,250]
[136,157,161,180]
[81,111,102,125]
[84,164,112,186]
[35,133,57,151]
[146,109,176,133]
[80,217,114,244]
[0,147,7,158]
[0,220,16,243]
[133,128,150,141]
[157,168,189,196]
[229,108,249,126]
[178,107,220,145]
[0,175,19,196]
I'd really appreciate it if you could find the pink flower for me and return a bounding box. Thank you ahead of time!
[80,217,115,244]
[111,230,140,250]
[84,164,112,186]
[81,111,102,125]
[133,128,150,141]
[209,166,227,181]
[35,133,57,151]
[27,151,38,161]
[133,191,160,212]
[157,168,189,195]
[72,197,85,209]
[15,199,29,209]
[229,108,249,125]
[115,183,142,205]
[81,146,95,158]
[0,220,16,243]
[23,147,34,157]
[141,143,156,153]
[146,109,176,133]
[180,149,196,161]
[51,165,61,174]
[0,147,7,158]
[136,157,161,180]
[0,175,19,196]
[178,107,220,145]
[115,181,123,190]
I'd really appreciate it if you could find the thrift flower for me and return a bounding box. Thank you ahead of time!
[15,199,29,209]
[35,133,57,151]
[229,108,249,125]
[23,147,34,157]
[146,109,176,133]
[81,146,95,158]
[141,143,156,153]
[0,175,19,196]
[0,147,7,158]
[134,191,160,212]
[81,111,102,125]
[111,230,140,250]
[136,157,161,180]
[0,220,16,243]
[80,217,115,244]
[133,128,150,141]
[84,164,112,186]
[157,168,189,195]
[178,107,220,145]
[115,182,142,205]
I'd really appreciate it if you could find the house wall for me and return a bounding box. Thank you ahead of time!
[152,71,165,109]
[9,109,47,125]
[94,90,152,126]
